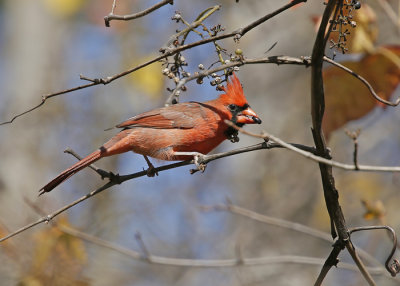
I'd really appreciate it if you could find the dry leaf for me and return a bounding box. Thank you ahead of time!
[323,46,400,137]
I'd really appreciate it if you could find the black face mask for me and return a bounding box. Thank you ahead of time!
[224,103,249,142]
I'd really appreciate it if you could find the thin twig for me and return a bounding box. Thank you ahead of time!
[202,203,331,241]
[345,129,360,170]
[135,232,152,261]
[349,226,400,277]
[55,224,390,272]
[232,0,307,41]
[64,148,111,179]
[323,56,400,106]
[165,55,310,105]
[0,82,96,126]
[161,5,221,50]
[345,240,376,285]
[51,224,389,274]
[203,202,385,270]
[224,120,400,173]
[104,0,174,27]
[314,239,346,286]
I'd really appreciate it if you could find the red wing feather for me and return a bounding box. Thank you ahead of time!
[116,102,205,129]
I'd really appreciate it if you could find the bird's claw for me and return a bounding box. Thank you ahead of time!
[108,172,122,184]
[142,155,158,177]
[146,164,158,177]
[190,154,207,174]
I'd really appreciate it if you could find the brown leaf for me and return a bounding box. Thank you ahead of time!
[323,46,400,137]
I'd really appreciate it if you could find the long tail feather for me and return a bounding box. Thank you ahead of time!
[39,150,102,195]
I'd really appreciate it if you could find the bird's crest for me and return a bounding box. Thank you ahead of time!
[219,73,248,106]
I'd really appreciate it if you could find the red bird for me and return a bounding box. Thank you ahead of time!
[39,73,261,195]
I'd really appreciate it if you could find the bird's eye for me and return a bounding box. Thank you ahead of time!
[228,104,237,111]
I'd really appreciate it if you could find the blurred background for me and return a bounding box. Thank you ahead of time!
[0,0,399,285]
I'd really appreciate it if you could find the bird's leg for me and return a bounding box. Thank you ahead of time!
[173,152,207,173]
[143,155,158,177]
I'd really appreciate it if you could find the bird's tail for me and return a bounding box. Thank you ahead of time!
[39,150,102,196]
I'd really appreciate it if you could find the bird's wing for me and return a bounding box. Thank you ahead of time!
[115,102,210,129]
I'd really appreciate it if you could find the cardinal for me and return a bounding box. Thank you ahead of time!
[39,73,261,195]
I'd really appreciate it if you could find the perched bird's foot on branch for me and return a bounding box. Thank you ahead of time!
[173,151,207,174]
[143,155,158,177]
[146,165,158,177]
[108,171,122,184]
[194,154,207,172]
[189,154,207,174]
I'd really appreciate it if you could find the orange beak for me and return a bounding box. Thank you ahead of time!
[236,106,262,124]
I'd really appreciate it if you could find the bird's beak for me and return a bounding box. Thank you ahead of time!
[236,106,262,124]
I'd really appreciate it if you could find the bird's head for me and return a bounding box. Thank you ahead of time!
[219,73,261,126]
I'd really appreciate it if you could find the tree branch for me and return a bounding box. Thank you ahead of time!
[310,1,375,284]
[203,202,387,271]
[104,0,174,27]
[57,223,387,274]
[224,120,400,173]
[323,56,400,106]
[166,55,310,105]
[349,226,400,277]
